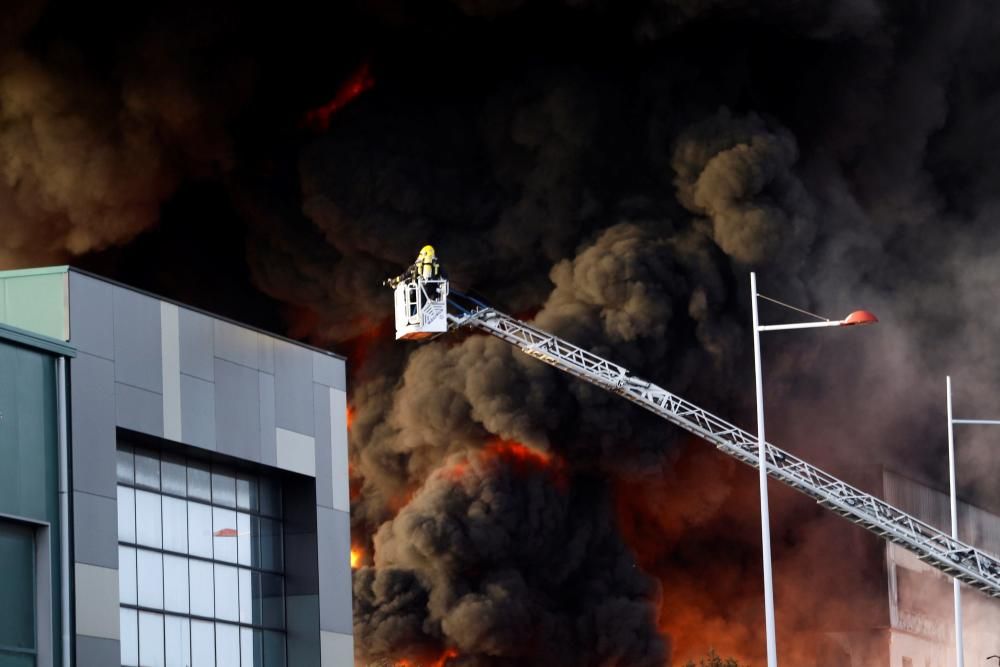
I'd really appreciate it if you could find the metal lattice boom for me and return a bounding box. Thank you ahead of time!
[447,302,1000,598]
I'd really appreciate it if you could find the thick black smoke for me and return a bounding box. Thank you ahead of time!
[7,0,1000,664]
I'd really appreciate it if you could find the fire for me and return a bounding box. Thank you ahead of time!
[350,546,363,569]
[303,62,375,130]
[393,648,459,667]
[435,439,565,488]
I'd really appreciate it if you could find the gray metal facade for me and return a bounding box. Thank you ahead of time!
[0,267,353,667]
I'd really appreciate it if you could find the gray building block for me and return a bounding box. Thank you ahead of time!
[276,428,315,477]
[75,563,120,640]
[70,352,117,498]
[178,308,214,381]
[287,595,321,666]
[312,352,346,391]
[76,635,120,667]
[274,339,314,435]
[214,319,259,369]
[258,334,275,374]
[112,287,162,393]
[68,271,115,360]
[214,359,261,461]
[73,491,118,569]
[161,302,182,442]
[313,384,334,509]
[259,372,277,467]
[115,382,164,438]
[180,373,216,451]
[317,507,353,634]
[321,631,355,667]
[329,388,350,513]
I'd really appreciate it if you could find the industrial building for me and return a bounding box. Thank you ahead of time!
[0,266,353,667]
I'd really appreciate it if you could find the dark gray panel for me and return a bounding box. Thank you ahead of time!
[313,384,334,510]
[214,320,258,369]
[180,373,216,450]
[70,352,116,498]
[287,595,321,666]
[178,308,214,381]
[214,359,261,461]
[317,507,353,634]
[112,287,162,392]
[76,634,120,667]
[258,334,274,374]
[68,271,114,360]
[73,491,118,568]
[312,353,346,391]
[274,340,314,435]
[115,382,164,437]
[259,372,277,467]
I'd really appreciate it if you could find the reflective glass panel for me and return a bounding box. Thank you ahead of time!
[214,564,239,622]
[135,449,161,490]
[260,573,284,630]
[136,490,163,548]
[188,501,213,558]
[137,549,164,609]
[139,611,165,667]
[117,446,135,484]
[238,568,255,625]
[163,555,189,614]
[212,468,236,508]
[162,496,188,553]
[164,615,191,667]
[241,627,263,667]
[118,545,137,605]
[259,479,281,518]
[258,518,282,572]
[191,620,216,667]
[262,630,286,667]
[213,507,238,563]
[236,474,258,512]
[237,513,252,566]
[120,608,139,666]
[162,455,187,496]
[216,622,240,666]
[188,462,212,502]
[117,485,136,544]
[189,559,215,618]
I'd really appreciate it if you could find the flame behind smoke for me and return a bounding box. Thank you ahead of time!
[303,62,375,131]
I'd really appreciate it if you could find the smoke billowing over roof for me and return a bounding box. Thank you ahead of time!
[5,0,1000,663]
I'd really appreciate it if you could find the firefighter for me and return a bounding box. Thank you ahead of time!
[416,245,440,280]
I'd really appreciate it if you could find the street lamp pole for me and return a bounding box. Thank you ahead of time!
[750,272,778,667]
[750,273,877,667]
[946,377,1000,667]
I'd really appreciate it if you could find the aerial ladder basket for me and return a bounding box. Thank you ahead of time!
[392,276,449,340]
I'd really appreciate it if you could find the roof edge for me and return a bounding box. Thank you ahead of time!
[0,321,76,357]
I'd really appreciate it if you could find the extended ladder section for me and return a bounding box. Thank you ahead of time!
[446,298,1000,598]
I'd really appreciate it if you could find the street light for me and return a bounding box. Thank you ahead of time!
[945,376,1000,667]
[750,272,877,667]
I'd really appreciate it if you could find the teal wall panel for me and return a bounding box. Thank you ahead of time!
[0,269,68,342]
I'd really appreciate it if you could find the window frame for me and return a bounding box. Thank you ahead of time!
[0,512,54,667]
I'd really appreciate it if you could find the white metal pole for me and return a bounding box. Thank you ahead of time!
[947,376,964,667]
[751,272,779,667]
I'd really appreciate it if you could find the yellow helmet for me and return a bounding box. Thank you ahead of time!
[419,244,436,259]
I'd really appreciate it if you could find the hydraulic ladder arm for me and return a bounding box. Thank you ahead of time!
[445,295,1000,598]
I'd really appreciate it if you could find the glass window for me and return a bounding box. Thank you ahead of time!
[188,461,212,502]
[136,490,163,548]
[216,623,240,666]
[212,468,237,508]
[165,615,191,667]
[118,485,136,544]
[0,520,35,651]
[162,455,187,496]
[191,620,215,667]
[118,447,287,665]
[162,496,188,553]
[189,501,213,558]
[135,449,161,490]
[189,559,215,618]
[121,608,139,666]
[117,445,135,484]
[137,549,164,609]
[119,546,138,605]
[214,564,239,622]
[163,555,189,614]
[213,507,238,563]
[139,611,165,667]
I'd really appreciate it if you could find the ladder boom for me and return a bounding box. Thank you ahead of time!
[447,300,1000,598]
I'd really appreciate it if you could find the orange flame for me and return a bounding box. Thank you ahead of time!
[350,546,363,569]
[393,647,459,667]
[303,62,375,130]
[436,439,565,489]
